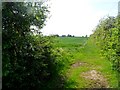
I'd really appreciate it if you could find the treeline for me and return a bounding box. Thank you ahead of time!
[53,34,88,37]
[2,2,66,89]
[53,34,75,37]
[91,15,120,83]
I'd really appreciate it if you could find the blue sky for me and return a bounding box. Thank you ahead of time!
[41,0,119,36]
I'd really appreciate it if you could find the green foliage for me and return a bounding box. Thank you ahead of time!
[91,16,120,73]
[2,2,63,89]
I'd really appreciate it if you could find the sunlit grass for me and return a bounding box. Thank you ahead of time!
[53,37,118,88]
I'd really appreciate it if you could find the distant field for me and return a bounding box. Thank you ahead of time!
[51,37,118,88]
[54,37,88,47]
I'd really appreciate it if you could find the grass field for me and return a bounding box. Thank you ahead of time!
[53,37,118,88]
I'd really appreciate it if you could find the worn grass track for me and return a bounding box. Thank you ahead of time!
[54,37,118,88]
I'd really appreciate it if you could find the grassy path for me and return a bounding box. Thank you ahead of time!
[54,37,118,88]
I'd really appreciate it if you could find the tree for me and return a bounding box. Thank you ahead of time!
[85,35,87,38]
[67,34,72,37]
[2,2,61,89]
[62,35,66,37]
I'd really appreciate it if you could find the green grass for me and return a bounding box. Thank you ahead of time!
[53,37,118,88]
[54,37,87,48]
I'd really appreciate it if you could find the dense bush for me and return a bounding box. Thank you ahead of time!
[91,15,120,81]
[90,15,120,87]
[2,2,65,89]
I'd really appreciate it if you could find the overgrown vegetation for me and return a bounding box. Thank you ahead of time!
[2,2,65,89]
[91,15,120,86]
[2,1,120,89]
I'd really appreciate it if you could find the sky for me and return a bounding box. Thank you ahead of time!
[41,0,119,36]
